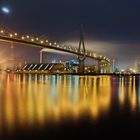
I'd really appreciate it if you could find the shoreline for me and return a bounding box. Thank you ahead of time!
[4,72,140,76]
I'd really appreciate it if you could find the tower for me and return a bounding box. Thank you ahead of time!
[10,43,14,61]
[78,25,86,74]
[8,42,15,68]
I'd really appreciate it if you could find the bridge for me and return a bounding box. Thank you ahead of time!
[0,28,112,74]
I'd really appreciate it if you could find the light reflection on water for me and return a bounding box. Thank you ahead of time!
[0,73,140,134]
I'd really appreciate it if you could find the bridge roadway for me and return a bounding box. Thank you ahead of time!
[0,33,111,64]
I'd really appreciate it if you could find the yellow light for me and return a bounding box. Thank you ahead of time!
[0,30,4,33]
[40,41,44,44]
[49,42,52,46]
[36,38,39,41]
[31,38,34,42]
[45,40,48,43]
[133,70,136,73]
[9,34,13,37]
[14,33,18,36]
[26,35,30,39]
[94,53,96,57]
[21,36,25,40]
[54,42,57,45]
[57,45,60,47]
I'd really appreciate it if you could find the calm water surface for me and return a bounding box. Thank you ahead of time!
[0,73,140,139]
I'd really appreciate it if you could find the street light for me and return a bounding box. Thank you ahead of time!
[9,34,13,37]
[21,36,25,40]
[0,30,4,33]
[40,41,44,44]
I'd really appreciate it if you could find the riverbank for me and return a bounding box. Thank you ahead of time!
[5,71,140,76]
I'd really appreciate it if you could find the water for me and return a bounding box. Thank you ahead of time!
[0,73,140,139]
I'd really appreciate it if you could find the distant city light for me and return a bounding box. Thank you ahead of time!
[1,7,10,14]
[9,34,13,37]
[0,30,4,33]
[21,36,25,40]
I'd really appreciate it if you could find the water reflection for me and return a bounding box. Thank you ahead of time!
[0,74,140,134]
[118,76,137,111]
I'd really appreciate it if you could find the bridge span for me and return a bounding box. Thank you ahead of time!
[0,29,112,73]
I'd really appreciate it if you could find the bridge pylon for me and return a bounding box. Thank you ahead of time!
[40,50,43,63]
[78,25,86,74]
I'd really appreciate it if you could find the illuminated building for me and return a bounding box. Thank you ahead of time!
[15,63,65,74]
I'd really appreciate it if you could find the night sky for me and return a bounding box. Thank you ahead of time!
[1,0,140,68]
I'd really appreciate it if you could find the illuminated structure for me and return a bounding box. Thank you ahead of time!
[0,28,112,74]
[16,63,65,74]
[78,25,86,74]
[65,60,79,73]
[135,59,140,73]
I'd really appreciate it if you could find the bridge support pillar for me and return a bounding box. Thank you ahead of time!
[102,67,105,74]
[78,60,85,74]
[97,60,101,74]
[106,64,110,74]
[40,50,43,63]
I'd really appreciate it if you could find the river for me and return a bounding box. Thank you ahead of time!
[0,73,140,139]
